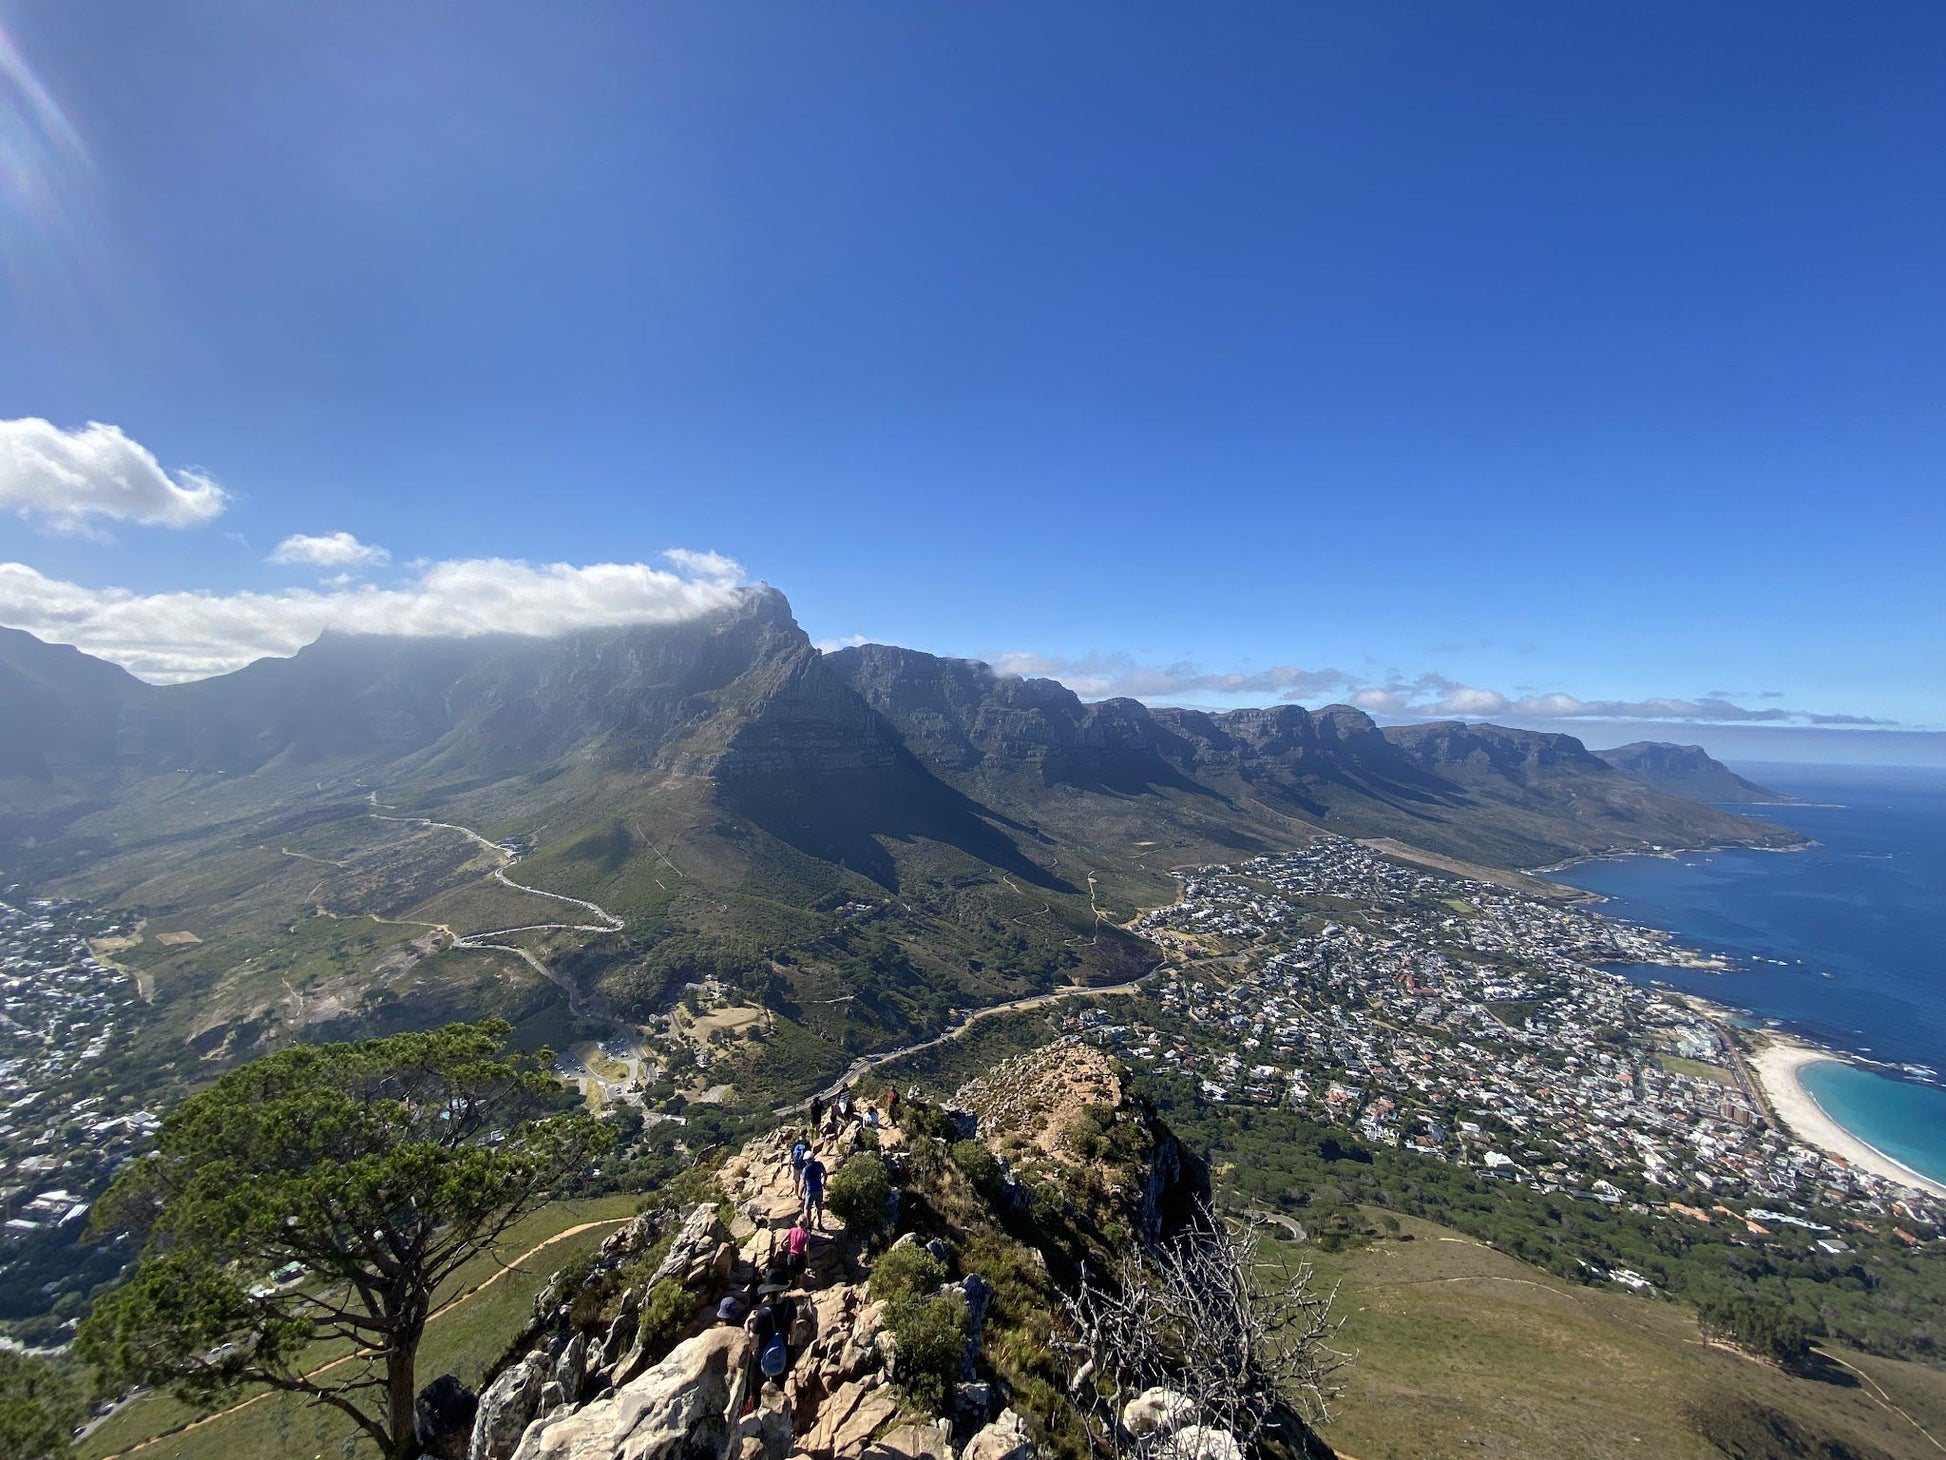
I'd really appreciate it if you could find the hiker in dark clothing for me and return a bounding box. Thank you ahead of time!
[809,1094,825,1130]
[885,1084,899,1123]
[800,1149,828,1229]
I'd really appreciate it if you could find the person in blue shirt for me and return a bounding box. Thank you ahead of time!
[799,1149,828,1229]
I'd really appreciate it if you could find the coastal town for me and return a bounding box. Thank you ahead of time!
[1074,838,1943,1270]
[0,888,157,1337]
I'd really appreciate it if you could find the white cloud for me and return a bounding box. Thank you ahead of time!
[815,633,871,654]
[991,650,1358,702]
[996,652,1888,728]
[268,530,390,570]
[661,548,744,583]
[0,555,747,682]
[1432,686,1510,716]
[0,418,228,534]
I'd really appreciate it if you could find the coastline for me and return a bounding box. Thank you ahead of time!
[1746,1037,1946,1199]
[1525,836,1812,878]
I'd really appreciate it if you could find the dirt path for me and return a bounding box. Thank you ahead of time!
[93,1217,632,1459]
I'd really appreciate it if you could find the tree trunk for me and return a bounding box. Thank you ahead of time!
[387,1318,425,1460]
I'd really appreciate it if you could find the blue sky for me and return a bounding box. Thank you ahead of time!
[1,3,1941,761]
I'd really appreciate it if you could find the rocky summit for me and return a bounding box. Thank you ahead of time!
[441,1044,1253,1460]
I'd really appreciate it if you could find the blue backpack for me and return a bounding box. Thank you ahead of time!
[761,1334,789,1379]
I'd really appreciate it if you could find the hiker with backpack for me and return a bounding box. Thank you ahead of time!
[789,1132,812,1194]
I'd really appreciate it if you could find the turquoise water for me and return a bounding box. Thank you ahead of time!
[1545,763,1946,1185]
[1798,1059,1946,1186]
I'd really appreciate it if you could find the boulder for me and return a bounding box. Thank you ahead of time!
[859,1421,953,1460]
[944,1274,992,1379]
[833,1299,887,1382]
[414,1374,478,1460]
[961,1409,1035,1460]
[953,1381,992,1425]
[650,1202,727,1290]
[801,1377,898,1460]
[510,1326,750,1460]
[469,1351,550,1460]
[554,1332,588,1407]
[1120,1387,1195,1439]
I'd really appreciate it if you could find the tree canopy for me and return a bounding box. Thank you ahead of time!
[76,1020,610,1459]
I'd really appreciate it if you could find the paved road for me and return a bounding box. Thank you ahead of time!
[773,964,1169,1116]
[369,799,643,1079]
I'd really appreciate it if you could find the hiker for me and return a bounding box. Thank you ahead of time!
[809,1094,825,1130]
[835,1086,852,1122]
[784,1216,811,1280]
[800,1147,828,1229]
[789,1131,812,1194]
[863,1103,880,1131]
[885,1084,898,1122]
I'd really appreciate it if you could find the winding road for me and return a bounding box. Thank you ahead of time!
[367,799,642,1081]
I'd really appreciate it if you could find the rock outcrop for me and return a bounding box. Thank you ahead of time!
[463,1055,1304,1460]
[510,1326,749,1460]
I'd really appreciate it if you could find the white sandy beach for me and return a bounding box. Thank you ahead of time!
[1748,1039,1946,1200]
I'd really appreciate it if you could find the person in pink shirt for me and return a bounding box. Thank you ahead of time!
[784,1217,812,1279]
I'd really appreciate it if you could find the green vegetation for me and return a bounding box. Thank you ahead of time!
[868,1243,948,1305]
[949,1139,1006,1204]
[1658,1053,1737,1085]
[883,1289,969,1414]
[77,1021,610,1460]
[824,1151,891,1235]
[0,1349,87,1460]
[1293,1210,1943,1460]
[74,1196,639,1460]
[1699,1293,1812,1365]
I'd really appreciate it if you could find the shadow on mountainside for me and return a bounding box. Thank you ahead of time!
[721,755,1077,897]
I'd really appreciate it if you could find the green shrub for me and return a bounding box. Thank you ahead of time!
[901,1099,959,1145]
[950,1140,1006,1204]
[871,1243,947,1305]
[637,1278,700,1355]
[825,1151,892,1234]
[886,1291,969,1414]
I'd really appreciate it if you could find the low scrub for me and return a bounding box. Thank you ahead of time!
[825,1151,891,1234]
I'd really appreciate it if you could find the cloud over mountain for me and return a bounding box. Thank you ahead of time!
[991,650,1358,701]
[0,418,229,533]
[1000,654,1888,729]
[0,553,747,681]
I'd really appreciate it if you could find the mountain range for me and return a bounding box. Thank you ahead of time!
[0,589,1801,1088]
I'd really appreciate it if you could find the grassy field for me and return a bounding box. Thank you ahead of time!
[1294,1211,1946,1460]
[1657,1053,1738,1086]
[76,1194,641,1460]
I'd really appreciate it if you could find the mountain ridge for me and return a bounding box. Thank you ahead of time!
[0,591,1806,1090]
[1594,740,1795,804]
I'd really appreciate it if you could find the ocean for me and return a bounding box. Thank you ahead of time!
[1542,762,1946,1184]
